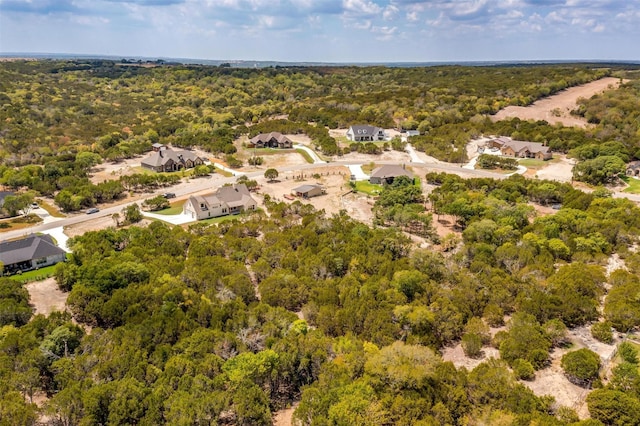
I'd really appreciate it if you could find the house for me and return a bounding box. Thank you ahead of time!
[627,161,640,176]
[488,137,552,160]
[292,184,324,199]
[0,190,15,208]
[248,132,293,149]
[183,184,257,220]
[0,234,66,275]
[369,164,414,185]
[346,125,387,142]
[141,147,205,172]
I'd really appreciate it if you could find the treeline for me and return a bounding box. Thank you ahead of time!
[3,173,640,423]
[0,60,615,167]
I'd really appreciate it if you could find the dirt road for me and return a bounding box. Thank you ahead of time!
[492,77,623,128]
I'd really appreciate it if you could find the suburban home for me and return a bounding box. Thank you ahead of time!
[627,161,640,176]
[248,132,293,149]
[0,234,66,275]
[369,164,414,185]
[292,184,325,199]
[0,190,15,208]
[183,184,257,220]
[346,125,387,142]
[141,147,205,172]
[488,137,552,160]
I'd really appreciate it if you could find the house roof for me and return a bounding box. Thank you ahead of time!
[0,190,15,207]
[152,143,164,148]
[141,148,201,168]
[249,132,292,145]
[293,184,322,194]
[188,184,256,211]
[348,125,382,136]
[0,234,66,266]
[491,137,549,155]
[370,164,414,180]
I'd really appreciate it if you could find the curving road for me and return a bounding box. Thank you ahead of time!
[2,156,639,242]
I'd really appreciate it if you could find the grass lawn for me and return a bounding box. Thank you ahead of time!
[129,166,195,179]
[37,199,66,218]
[295,149,314,164]
[0,214,43,233]
[197,209,263,225]
[518,157,560,169]
[354,180,382,195]
[9,254,72,283]
[621,176,640,194]
[154,200,186,215]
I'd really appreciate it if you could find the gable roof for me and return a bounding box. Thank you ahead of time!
[141,148,201,168]
[491,137,549,155]
[249,132,292,145]
[370,164,414,180]
[188,184,256,211]
[0,234,66,266]
[292,184,322,194]
[349,125,382,135]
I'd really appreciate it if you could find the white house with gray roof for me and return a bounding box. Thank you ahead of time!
[0,234,66,275]
[346,125,387,142]
[183,184,257,220]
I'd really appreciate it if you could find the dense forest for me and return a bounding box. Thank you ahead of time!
[2,174,640,424]
[4,61,640,424]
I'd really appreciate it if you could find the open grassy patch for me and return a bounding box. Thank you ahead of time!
[197,209,264,225]
[295,149,314,164]
[354,180,382,195]
[0,214,43,233]
[154,200,186,215]
[518,157,560,170]
[37,199,66,218]
[621,176,640,194]
[9,254,71,283]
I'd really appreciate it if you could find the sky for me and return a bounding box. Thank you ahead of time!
[1,0,640,63]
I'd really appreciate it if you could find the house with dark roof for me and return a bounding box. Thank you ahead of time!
[627,161,640,176]
[292,184,324,199]
[369,164,414,185]
[488,137,552,160]
[183,184,257,220]
[0,190,15,208]
[0,234,66,275]
[141,147,205,172]
[346,125,387,142]
[248,133,293,149]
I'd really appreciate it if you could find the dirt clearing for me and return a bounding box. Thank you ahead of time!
[26,277,68,317]
[492,77,623,128]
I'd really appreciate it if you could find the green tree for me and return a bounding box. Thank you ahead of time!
[122,203,143,224]
[264,168,279,182]
[587,388,640,426]
[561,349,600,387]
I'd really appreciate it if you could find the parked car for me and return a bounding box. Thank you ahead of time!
[163,193,176,199]
[86,207,100,214]
[30,202,39,209]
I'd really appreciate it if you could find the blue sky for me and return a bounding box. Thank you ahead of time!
[1,0,639,62]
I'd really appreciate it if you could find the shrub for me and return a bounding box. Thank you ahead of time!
[512,358,535,381]
[591,322,613,344]
[618,342,639,364]
[462,333,483,358]
[561,349,601,387]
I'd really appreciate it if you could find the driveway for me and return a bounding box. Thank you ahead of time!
[294,144,325,164]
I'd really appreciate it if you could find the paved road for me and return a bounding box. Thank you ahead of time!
[2,157,639,242]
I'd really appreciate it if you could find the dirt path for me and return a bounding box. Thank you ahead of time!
[492,77,623,128]
[273,403,298,426]
[25,277,68,317]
